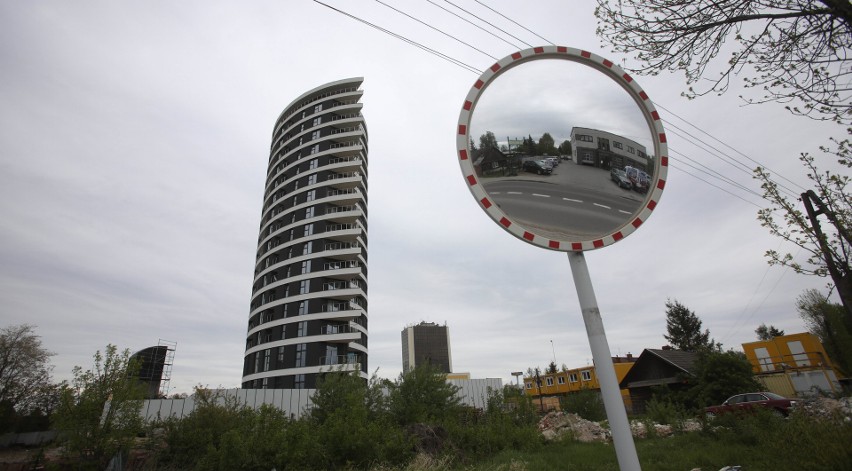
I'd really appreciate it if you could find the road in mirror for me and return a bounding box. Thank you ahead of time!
[469,59,655,241]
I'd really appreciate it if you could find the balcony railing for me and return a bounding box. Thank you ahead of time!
[324,241,359,251]
[325,223,359,233]
[323,280,362,291]
[322,323,358,335]
[323,260,360,270]
[327,171,361,181]
[320,353,362,366]
[327,188,360,197]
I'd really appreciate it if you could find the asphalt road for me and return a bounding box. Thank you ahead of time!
[481,164,645,239]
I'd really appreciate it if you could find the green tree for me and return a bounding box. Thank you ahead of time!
[478,131,499,152]
[389,363,461,425]
[558,139,572,156]
[756,153,852,320]
[796,289,852,375]
[690,350,761,408]
[311,370,410,469]
[537,132,556,155]
[663,299,719,351]
[595,0,852,124]
[0,324,55,429]
[755,323,785,340]
[53,345,145,469]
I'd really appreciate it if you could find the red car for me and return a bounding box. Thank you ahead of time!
[705,392,798,418]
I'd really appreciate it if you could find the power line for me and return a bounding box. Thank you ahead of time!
[425,0,521,50]
[374,0,499,60]
[441,0,534,49]
[313,1,482,75]
[473,0,554,46]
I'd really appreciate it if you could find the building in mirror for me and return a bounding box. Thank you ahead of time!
[570,126,650,172]
[243,77,368,390]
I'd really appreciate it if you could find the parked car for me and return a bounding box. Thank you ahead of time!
[523,160,552,175]
[705,392,798,418]
[610,168,632,189]
[544,157,559,168]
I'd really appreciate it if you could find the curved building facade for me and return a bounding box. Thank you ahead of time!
[242,77,368,390]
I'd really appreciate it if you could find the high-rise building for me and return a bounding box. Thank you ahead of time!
[401,322,452,374]
[242,77,368,390]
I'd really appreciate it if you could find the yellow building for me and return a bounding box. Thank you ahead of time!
[523,357,635,412]
[742,332,842,396]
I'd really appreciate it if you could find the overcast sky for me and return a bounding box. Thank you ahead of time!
[1,1,847,394]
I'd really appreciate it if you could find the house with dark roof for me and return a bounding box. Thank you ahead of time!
[618,348,698,413]
[473,146,511,176]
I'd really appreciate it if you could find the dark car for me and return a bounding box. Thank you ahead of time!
[523,160,552,175]
[610,168,632,189]
[705,392,798,418]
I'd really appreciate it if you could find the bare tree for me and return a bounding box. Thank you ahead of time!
[756,150,851,318]
[595,0,852,124]
[0,324,54,413]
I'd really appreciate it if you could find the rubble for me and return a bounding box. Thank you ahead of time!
[539,395,851,444]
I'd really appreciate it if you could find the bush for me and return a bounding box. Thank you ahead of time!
[559,389,606,422]
[644,397,689,427]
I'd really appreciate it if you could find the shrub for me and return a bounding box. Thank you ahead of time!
[559,389,606,422]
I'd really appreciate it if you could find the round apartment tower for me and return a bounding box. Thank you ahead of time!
[242,77,368,390]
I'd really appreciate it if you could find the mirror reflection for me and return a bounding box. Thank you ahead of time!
[469,59,656,241]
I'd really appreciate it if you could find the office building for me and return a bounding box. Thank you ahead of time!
[401,322,452,374]
[242,77,368,389]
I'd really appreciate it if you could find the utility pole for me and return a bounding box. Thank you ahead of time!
[801,190,852,321]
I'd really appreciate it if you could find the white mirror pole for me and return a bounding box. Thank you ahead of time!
[568,251,640,471]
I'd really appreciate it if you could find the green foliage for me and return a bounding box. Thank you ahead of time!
[754,323,785,340]
[797,289,852,376]
[643,397,688,427]
[559,389,606,422]
[663,299,719,352]
[389,363,461,426]
[311,370,411,469]
[690,350,761,409]
[558,140,571,155]
[52,344,145,469]
[537,133,556,155]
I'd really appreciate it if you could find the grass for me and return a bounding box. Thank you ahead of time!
[454,410,852,471]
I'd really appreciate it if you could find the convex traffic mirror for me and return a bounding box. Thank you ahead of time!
[456,46,668,251]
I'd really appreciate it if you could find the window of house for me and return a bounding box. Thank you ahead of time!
[569,373,578,382]
[299,280,309,294]
[301,260,311,274]
[613,141,623,149]
[581,370,592,381]
[546,377,554,386]
[312,117,321,127]
[297,321,307,337]
[310,144,319,154]
[294,374,305,389]
[298,301,307,315]
[314,104,322,113]
[309,159,318,170]
[525,382,532,390]
[263,349,270,372]
[303,242,312,255]
[304,224,313,236]
[306,190,316,202]
[311,130,320,140]
[627,146,635,154]
[557,376,565,385]
[305,206,314,218]
[307,174,317,185]
[576,134,594,142]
